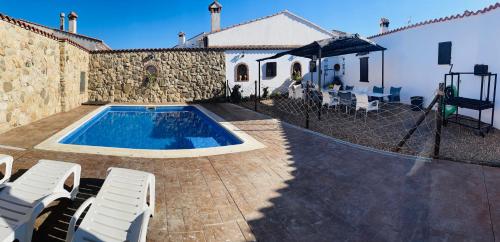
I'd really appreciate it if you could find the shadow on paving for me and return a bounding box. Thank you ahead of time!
[32,178,104,242]
[204,103,498,241]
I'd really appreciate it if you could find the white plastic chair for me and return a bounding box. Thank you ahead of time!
[0,155,13,186]
[66,167,155,242]
[0,159,81,242]
[321,91,339,109]
[354,93,379,122]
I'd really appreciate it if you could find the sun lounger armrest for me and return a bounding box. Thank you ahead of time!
[138,208,152,242]
[0,155,13,184]
[65,197,96,242]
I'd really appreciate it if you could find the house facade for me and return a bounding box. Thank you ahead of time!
[342,3,500,128]
[176,1,342,95]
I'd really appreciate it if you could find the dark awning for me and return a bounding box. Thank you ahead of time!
[257,34,386,61]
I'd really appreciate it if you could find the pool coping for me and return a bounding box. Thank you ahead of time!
[35,104,266,158]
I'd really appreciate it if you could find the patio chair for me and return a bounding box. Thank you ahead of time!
[389,87,402,102]
[354,93,379,122]
[332,84,341,95]
[371,86,384,101]
[321,91,339,109]
[338,91,354,114]
[0,159,81,242]
[0,155,13,185]
[66,167,155,242]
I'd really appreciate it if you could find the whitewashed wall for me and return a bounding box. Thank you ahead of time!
[343,8,500,128]
[209,12,333,47]
[225,50,341,96]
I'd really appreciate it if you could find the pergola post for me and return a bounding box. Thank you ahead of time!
[318,48,322,120]
[381,50,385,88]
[257,60,261,100]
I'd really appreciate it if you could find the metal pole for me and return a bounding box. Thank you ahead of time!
[258,60,261,100]
[306,83,310,129]
[318,48,322,120]
[254,80,258,111]
[381,50,385,88]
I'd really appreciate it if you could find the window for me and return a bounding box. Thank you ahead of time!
[360,57,369,82]
[80,72,86,94]
[265,62,277,78]
[438,41,452,65]
[236,63,249,81]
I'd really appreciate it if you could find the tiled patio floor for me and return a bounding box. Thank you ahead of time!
[0,103,498,241]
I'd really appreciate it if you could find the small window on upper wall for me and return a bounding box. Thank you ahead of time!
[265,62,277,78]
[236,63,249,82]
[360,57,369,82]
[80,72,86,94]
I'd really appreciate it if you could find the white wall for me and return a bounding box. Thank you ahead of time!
[225,50,341,96]
[343,8,500,128]
[209,12,333,47]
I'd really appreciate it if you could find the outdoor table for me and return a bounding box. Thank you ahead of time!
[338,90,391,101]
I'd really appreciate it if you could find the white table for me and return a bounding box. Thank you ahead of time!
[337,90,392,101]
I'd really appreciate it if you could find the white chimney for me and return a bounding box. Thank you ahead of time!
[380,18,390,34]
[68,11,78,34]
[178,32,186,46]
[59,12,65,31]
[208,1,222,32]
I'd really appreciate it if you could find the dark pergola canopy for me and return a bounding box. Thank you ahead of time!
[257,34,386,61]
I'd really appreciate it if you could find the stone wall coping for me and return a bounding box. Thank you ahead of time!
[0,13,90,53]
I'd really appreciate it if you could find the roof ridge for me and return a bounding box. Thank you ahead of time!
[18,18,106,43]
[0,12,90,52]
[369,2,500,38]
[207,10,334,37]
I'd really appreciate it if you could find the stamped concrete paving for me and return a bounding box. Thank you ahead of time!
[0,103,498,241]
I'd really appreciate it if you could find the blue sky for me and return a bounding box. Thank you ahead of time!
[0,0,497,49]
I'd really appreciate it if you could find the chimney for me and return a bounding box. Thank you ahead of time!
[208,1,222,32]
[178,32,186,46]
[68,11,78,34]
[380,18,390,34]
[59,12,65,31]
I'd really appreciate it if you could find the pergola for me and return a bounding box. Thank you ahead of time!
[256,34,386,98]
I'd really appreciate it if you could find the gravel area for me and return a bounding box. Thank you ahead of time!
[238,97,500,166]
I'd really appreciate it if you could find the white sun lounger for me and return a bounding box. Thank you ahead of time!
[0,155,13,185]
[0,159,81,242]
[66,167,155,242]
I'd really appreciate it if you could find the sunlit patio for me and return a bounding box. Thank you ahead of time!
[0,103,498,241]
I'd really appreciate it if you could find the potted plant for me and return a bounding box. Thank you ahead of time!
[292,70,302,85]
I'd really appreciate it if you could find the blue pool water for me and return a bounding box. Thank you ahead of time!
[60,106,242,149]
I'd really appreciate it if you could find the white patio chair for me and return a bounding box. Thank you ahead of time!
[0,159,81,242]
[332,84,341,94]
[0,155,13,186]
[66,167,155,242]
[321,91,339,109]
[354,93,379,122]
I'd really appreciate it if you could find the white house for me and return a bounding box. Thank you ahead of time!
[342,3,500,128]
[175,1,342,95]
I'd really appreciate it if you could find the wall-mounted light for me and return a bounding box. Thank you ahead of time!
[239,52,245,58]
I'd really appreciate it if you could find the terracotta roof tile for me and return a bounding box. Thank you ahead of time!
[0,12,90,52]
[369,2,500,39]
[91,45,299,54]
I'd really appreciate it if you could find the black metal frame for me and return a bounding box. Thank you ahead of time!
[443,71,497,136]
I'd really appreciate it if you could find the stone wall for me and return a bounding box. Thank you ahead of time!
[0,19,90,133]
[88,50,226,103]
[0,20,62,133]
[61,42,90,111]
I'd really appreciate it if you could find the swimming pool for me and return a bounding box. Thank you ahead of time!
[61,106,242,149]
[36,105,264,158]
